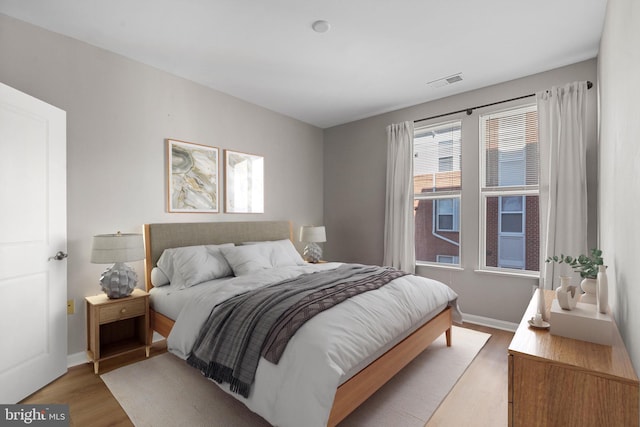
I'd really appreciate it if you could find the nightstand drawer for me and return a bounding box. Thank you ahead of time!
[99,298,146,323]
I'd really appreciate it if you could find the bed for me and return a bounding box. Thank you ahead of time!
[143,220,459,426]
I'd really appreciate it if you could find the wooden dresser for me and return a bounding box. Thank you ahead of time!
[508,289,639,427]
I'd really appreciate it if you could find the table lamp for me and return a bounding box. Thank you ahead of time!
[300,226,326,263]
[90,232,145,298]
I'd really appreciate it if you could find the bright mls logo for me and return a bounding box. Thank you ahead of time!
[0,405,69,426]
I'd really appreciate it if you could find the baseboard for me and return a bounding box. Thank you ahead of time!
[67,351,88,368]
[463,313,518,332]
[67,333,165,368]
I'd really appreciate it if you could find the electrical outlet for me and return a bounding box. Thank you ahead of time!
[67,299,75,315]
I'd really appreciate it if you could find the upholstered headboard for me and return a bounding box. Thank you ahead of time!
[143,221,293,291]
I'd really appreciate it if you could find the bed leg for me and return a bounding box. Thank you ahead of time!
[445,327,452,347]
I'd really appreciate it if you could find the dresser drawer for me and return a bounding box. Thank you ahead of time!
[99,298,146,323]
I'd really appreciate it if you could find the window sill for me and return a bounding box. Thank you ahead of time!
[474,268,539,279]
[416,262,464,272]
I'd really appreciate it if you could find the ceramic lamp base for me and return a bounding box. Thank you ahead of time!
[100,262,137,299]
[304,242,322,263]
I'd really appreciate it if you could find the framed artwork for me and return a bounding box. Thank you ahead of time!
[167,139,219,213]
[224,150,264,213]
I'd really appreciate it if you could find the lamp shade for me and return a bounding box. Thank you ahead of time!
[90,232,145,264]
[299,226,326,243]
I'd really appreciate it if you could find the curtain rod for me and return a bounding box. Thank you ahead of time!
[414,80,593,124]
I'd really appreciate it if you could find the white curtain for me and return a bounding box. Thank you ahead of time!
[537,81,589,289]
[383,121,415,273]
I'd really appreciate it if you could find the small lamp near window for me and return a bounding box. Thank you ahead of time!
[90,232,145,299]
[300,226,326,263]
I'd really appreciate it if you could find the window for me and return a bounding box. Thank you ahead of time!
[480,105,539,273]
[436,255,460,264]
[438,156,453,172]
[438,140,454,172]
[500,196,524,233]
[436,198,460,231]
[413,121,461,266]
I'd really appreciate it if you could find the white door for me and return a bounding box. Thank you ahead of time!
[0,82,67,403]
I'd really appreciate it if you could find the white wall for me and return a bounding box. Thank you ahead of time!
[324,60,598,324]
[598,0,640,372]
[0,14,324,356]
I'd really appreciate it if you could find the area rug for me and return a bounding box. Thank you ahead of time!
[101,326,490,427]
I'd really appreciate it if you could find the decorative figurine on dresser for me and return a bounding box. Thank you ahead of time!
[545,248,604,306]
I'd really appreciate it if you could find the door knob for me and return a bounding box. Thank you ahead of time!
[49,251,68,261]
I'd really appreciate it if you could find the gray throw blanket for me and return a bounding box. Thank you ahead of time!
[186,264,407,397]
[261,266,407,364]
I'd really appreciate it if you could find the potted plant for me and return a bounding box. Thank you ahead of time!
[545,248,603,303]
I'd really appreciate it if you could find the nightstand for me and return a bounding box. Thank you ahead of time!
[85,288,150,374]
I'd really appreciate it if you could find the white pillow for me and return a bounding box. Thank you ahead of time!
[150,267,170,287]
[223,239,305,276]
[157,243,234,289]
[267,239,306,267]
[156,248,178,284]
[220,245,273,276]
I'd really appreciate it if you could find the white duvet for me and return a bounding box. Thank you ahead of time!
[166,263,460,427]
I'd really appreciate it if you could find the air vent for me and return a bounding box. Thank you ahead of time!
[427,73,463,88]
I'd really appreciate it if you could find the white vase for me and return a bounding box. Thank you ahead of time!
[580,278,597,304]
[597,265,608,314]
[556,276,579,310]
[537,281,547,321]
[558,276,570,292]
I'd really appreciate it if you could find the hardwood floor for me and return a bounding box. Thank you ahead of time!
[21,324,513,427]
[426,323,514,427]
[21,342,168,427]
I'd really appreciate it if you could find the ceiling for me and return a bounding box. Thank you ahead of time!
[0,0,607,128]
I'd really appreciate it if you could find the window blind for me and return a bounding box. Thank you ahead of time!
[481,105,538,189]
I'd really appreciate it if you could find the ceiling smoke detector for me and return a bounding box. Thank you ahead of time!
[427,73,463,88]
[312,20,331,33]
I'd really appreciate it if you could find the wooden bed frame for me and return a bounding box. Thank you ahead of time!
[143,220,452,426]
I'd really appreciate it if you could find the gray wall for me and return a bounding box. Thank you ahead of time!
[0,14,324,357]
[598,0,640,372]
[324,59,598,325]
